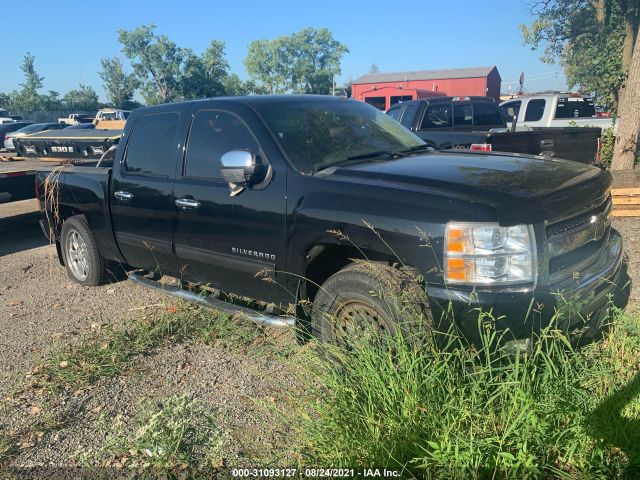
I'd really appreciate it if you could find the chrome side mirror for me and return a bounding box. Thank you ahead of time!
[220,150,267,196]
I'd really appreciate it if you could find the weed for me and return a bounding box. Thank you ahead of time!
[0,430,16,465]
[293,307,640,478]
[79,395,227,477]
[38,306,269,392]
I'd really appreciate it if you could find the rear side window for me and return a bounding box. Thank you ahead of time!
[524,99,546,122]
[453,104,473,127]
[500,101,521,122]
[183,110,258,179]
[473,102,504,127]
[387,105,403,122]
[554,97,596,119]
[124,112,179,177]
[419,103,452,129]
[400,103,419,128]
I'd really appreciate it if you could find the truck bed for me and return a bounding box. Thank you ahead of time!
[0,158,100,203]
[14,129,123,160]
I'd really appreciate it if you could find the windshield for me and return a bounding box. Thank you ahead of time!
[256,98,424,173]
[0,110,9,117]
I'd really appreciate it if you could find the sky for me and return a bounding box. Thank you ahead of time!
[0,0,568,101]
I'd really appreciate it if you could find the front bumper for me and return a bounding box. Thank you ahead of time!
[427,228,629,346]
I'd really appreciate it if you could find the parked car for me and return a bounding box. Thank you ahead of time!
[0,122,33,150]
[36,95,627,349]
[387,96,601,163]
[4,123,66,151]
[499,94,615,130]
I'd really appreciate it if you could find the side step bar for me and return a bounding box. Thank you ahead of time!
[127,270,295,328]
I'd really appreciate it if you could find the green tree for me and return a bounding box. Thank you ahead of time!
[245,37,291,93]
[521,1,627,109]
[0,92,10,108]
[116,25,232,104]
[179,40,229,100]
[521,0,639,170]
[288,28,349,94]
[369,63,379,74]
[244,28,348,94]
[12,52,46,111]
[117,24,187,105]
[99,56,139,108]
[63,84,100,111]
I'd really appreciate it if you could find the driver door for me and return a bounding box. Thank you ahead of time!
[172,106,287,303]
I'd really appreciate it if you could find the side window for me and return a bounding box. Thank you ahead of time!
[453,104,473,127]
[184,110,258,179]
[473,102,504,127]
[500,101,521,122]
[400,103,418,128]
[419,103,452,129]
[124,112,179,177]
[386,105,403,122]
[524,99,546,122]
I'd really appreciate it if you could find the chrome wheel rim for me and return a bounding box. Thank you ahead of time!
[66,229,90,281]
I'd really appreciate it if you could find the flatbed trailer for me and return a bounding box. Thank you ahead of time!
[14,128,123,160]
[0,157,98,203]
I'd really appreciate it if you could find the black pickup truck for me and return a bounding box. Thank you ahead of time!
[36,95,628,348]
[387,96,602,164]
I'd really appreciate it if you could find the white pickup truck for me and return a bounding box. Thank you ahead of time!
[0,109,16,124]
[499,94,615,131]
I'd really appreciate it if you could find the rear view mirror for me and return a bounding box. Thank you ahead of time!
[220,150,267,196]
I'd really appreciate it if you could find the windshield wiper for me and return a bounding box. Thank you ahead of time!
[401,141,440,153]
[345,150,404,161]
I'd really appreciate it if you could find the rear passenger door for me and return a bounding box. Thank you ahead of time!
[111,106,187,275]
[171,103,287,303]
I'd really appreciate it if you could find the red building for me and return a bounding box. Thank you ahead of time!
[352,66,502,111]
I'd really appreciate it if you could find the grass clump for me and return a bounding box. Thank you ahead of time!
[79,395,227,477]
[38,306,268,391]
[297,308,640,478]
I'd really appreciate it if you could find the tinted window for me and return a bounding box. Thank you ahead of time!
[256,99,423,173]
[453,104,473,127]
[554,97,596,119]
[524,99,546,121]
[386,105,403,121]
[500,101,521,122]
[419,103,452,129]
[184,110,258,179]
[124,112,179,177]
[473,102,504,127]
[400,103,418,128]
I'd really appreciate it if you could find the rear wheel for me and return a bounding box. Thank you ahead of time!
[311,261,433,347]
[60,216,108,286]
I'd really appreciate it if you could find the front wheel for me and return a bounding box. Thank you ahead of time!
[311,262,433,347]
[60,216,108,286]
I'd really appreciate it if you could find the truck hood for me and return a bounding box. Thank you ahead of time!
[327,151,611,224]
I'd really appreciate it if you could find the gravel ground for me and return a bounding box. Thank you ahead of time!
[0,215,638,470]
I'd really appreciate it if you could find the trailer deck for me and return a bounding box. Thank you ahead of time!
[14,128,122,159]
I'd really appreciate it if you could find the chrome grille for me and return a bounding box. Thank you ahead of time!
[546,195,612,281]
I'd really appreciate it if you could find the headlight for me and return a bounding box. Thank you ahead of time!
[444,222,536,285]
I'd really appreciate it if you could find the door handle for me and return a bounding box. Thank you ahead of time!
[114,191,133,201]
[175,198,201,209]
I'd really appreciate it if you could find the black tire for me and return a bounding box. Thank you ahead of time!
[311,261,433,346]
[60,215,108,286]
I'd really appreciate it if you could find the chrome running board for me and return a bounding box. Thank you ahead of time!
[127,270,295,328]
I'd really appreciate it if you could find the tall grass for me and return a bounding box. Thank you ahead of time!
[297,307,640,478]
